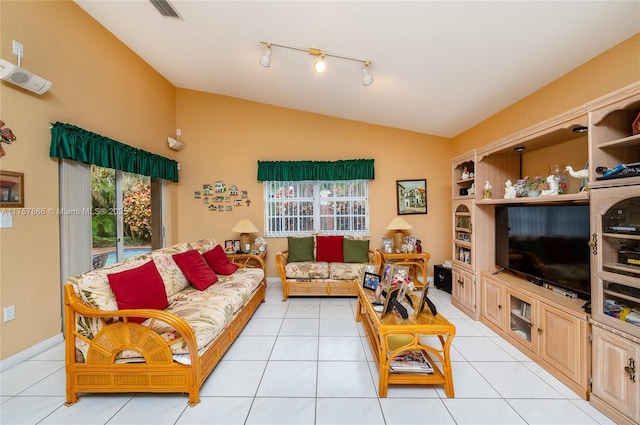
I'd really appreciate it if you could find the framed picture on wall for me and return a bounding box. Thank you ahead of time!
[0,170,24,208]
[396,179,427,215]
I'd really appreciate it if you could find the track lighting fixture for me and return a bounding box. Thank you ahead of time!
[361,62,373,86]
[259,41,373,86]
[259,43,272,68]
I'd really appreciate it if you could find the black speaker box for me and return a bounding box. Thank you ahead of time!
[434,264,452,294]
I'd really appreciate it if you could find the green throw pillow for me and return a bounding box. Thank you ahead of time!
[343,239,370,263]
[287,236,315,262]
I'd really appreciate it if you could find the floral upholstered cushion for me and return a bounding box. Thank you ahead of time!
[328,262,365,280]
[285,261,330,279]
[70,242,264,361]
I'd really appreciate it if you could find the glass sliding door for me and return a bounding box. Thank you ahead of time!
[91,166,153,267]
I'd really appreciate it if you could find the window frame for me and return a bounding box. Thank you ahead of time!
[264,179,369,237]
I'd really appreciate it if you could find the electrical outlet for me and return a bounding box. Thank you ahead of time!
[3,305,15,322]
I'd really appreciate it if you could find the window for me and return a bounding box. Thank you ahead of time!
[264,180,368,236]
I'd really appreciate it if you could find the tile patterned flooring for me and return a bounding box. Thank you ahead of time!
[0,282,615,424]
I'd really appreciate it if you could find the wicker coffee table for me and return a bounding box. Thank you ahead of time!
[355,283,456,397]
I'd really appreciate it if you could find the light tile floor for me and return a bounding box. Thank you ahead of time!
[1,282,615,424]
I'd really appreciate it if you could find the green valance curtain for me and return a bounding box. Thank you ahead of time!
[49,122,179,182]
[257,159,374,181]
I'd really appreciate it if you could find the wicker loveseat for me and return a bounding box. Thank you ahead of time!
[276,235,381,301]
[63,238,265,406]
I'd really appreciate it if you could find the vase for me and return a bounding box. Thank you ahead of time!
[527,190,541,197]
[549,164,567,194]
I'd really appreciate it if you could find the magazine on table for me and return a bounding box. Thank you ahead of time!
[390,350,434,374]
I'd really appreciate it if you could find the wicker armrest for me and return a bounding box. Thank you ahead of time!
[63,285,199,364]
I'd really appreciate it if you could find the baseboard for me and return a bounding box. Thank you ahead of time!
[0,333,63,372]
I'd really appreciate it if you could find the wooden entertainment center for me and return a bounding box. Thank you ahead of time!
[451,82,640,424]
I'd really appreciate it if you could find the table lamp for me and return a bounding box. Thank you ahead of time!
[386,217,413,252]
[232,219,259,253]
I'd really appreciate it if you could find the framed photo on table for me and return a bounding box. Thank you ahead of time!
[363,272,381,290]
[396,179,427,215]
[381,286,400,318]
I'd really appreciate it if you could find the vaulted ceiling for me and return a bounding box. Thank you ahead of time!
[75,1,640,138]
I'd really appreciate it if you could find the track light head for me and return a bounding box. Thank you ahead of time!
[259,44,272,68]
[361,62,374,86]
[313,54,326,73]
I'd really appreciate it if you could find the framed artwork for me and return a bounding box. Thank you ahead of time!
[362,272,381,290]
[0,170,24,207]
[233,240,241,253]
[396,179,427,215]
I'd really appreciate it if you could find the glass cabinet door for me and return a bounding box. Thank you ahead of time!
[597,196,640,332]
[506,288,535,352]
[454,204,472,267]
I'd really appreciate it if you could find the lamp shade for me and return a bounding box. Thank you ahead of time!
[232,219,259,253]
[386,217,413,231]
[231,219,259,234]
[386,217,412,252]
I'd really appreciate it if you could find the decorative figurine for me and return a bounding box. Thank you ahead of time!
[483,180,492,199]
[504,180,516,199]
[415,239,422,254]
[541,174,559,196]
[565,165,589,191]
[467,182,475,195]
[461,166,470,180]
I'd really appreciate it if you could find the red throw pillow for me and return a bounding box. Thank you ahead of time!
[172,250,218,290]
[203,245,239,275]
[315,235,344,262]
[107,260,169,323]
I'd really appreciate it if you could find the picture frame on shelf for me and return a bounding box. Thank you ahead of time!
[396,179,427,215]
[0,170,24,208]
[232,240,241,253]
[363,272,381,291]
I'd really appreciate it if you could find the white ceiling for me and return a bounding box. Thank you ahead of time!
[75,1,640,138]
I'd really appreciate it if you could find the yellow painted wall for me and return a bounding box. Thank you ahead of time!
[453,33,640,155]
[174,89,453,278]
[0,0,177,359]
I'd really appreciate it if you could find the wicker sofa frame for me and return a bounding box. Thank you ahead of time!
[63,254,265,407]
[276,250,381,301]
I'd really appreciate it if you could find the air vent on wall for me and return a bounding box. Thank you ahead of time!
[149,0,182,19]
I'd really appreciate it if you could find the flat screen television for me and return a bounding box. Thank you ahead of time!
[495,204,591,299]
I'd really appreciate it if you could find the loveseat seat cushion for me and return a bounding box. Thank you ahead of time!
[155,268,264,354]
[328,262,366,280]
[285,261,330,279]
